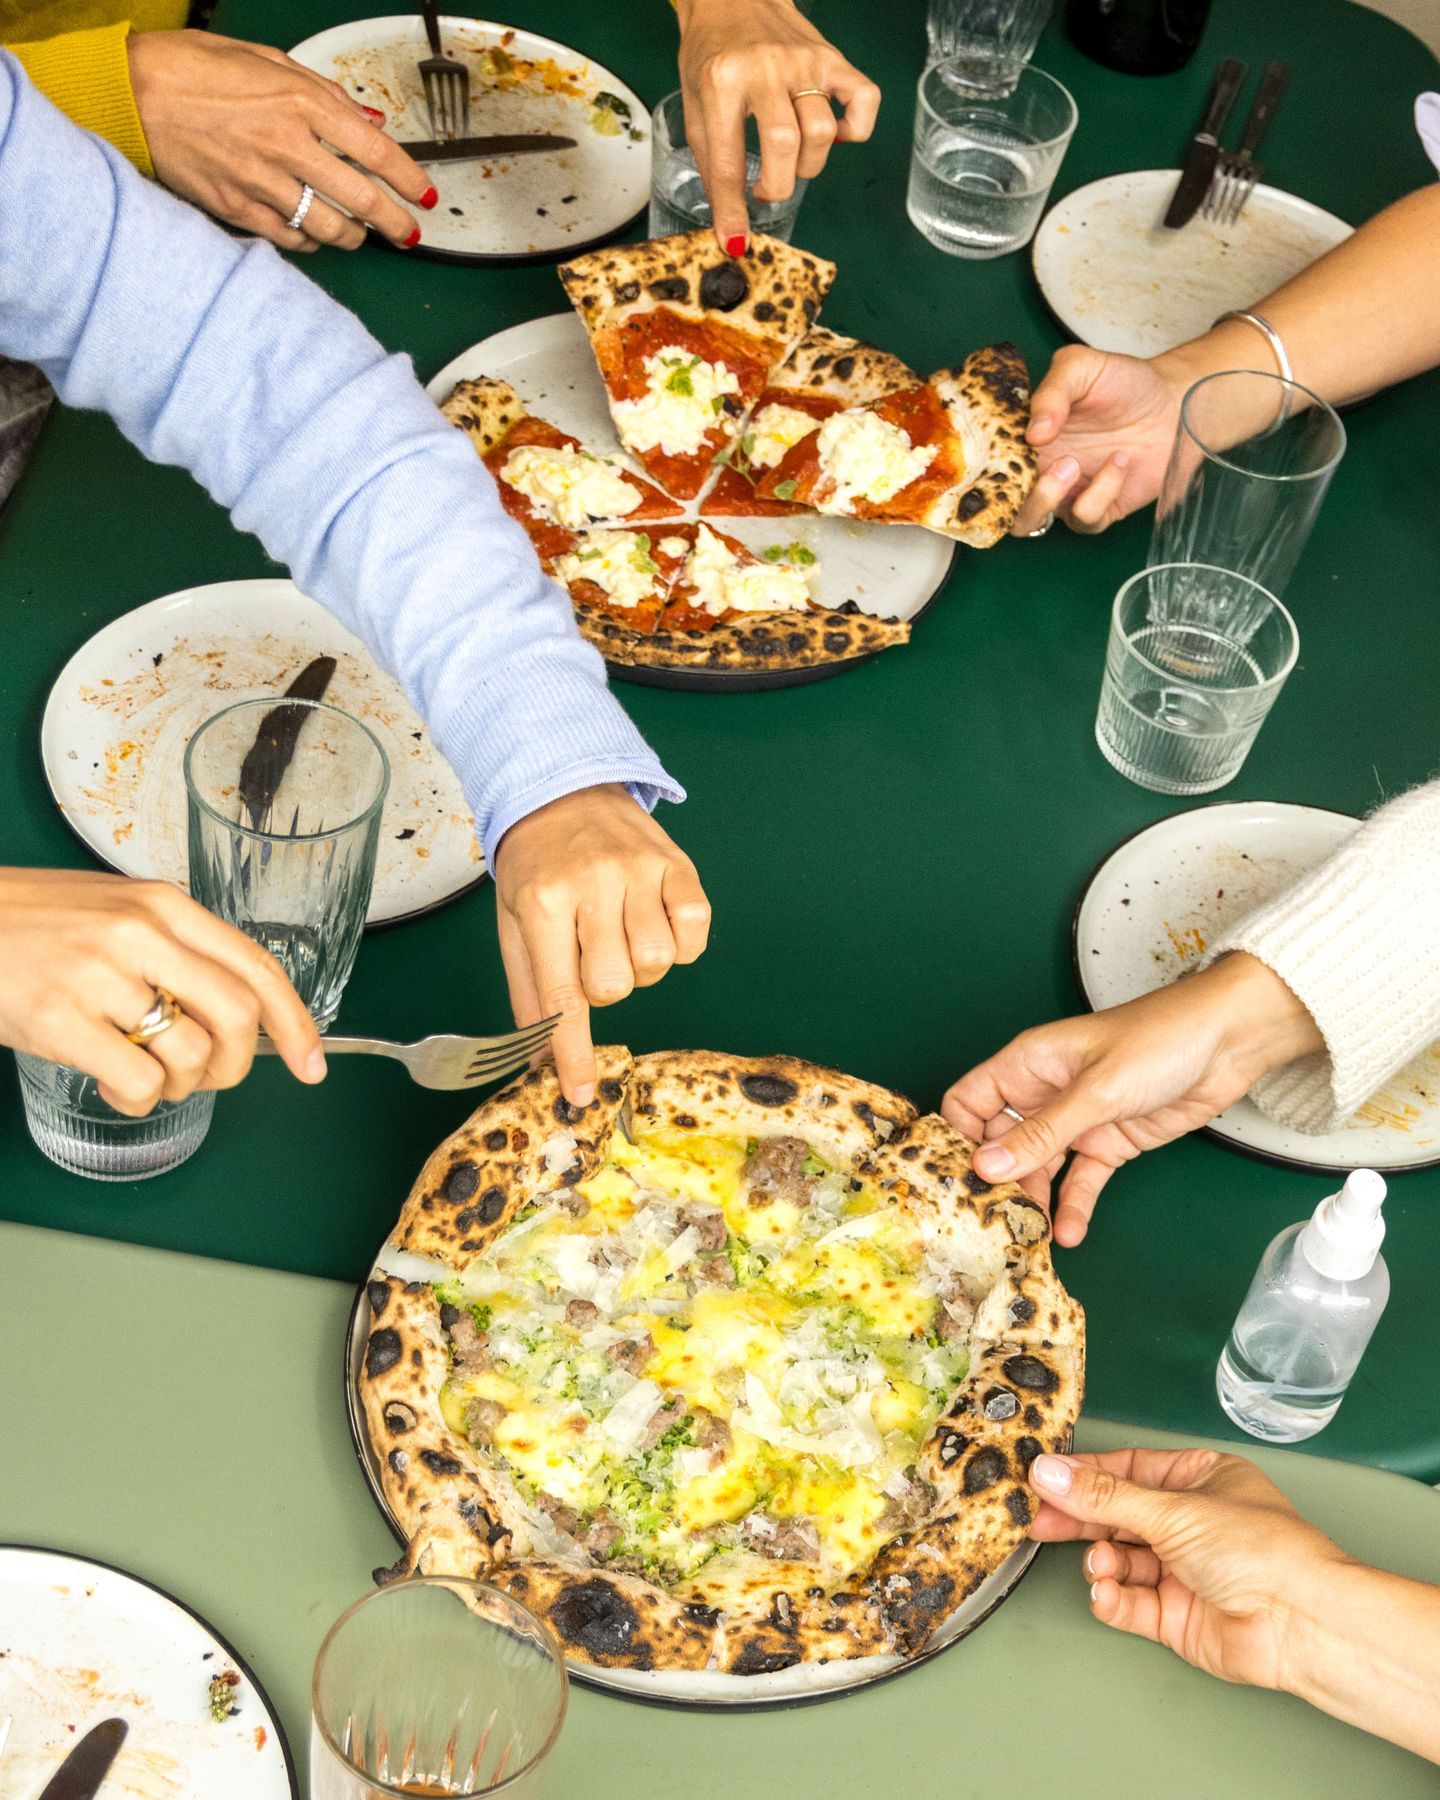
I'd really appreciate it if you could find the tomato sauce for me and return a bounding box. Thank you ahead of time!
[704,384,836,516]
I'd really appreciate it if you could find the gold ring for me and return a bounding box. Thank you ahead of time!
[126,989,182,1047]
[790,88,830,101]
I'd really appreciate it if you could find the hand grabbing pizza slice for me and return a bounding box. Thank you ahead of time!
[755,344,1036,546]
[558,231,836,500]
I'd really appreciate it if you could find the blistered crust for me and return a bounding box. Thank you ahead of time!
[440,375,525,454]
[575,601,910,672]
[928,343,1037,547]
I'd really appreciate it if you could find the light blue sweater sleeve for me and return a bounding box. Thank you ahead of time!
[0,55,683,858]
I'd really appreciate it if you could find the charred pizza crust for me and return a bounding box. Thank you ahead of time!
[440,375,526,453]
[573,599,910,671]
[930,343,1037,547]
[361,1049,1084,1675]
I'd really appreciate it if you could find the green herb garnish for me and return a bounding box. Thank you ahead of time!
[773,478,798,500]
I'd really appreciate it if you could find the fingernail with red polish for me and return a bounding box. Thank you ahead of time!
[405,226,421,248]
[725,234,747,257]
[419,186,439,210]
[361,105,386,121]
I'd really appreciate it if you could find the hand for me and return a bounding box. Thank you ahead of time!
[1027,1447,1349,1691]
[941,954,1322,1245]
[491,787,711,1106]
[1010,343,1193,536]
[127,31,437,252]
[0,868,325,1115]
[676,0,880,251]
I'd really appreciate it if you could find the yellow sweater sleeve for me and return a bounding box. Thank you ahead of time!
[9,21,154,175]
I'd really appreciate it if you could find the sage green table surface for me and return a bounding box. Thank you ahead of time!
[3,0,1440,1477]
[2,1224,1438,1798]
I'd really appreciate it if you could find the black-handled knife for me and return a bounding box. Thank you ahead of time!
[1234,57,1291,159]
[1164,57,1248,229]
[237,654,337,833]
[396,132,576,162]
[38,1717,128,1799]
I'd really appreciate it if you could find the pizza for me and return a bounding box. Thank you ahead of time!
[704,327,920,517]
[755,344,1036,547]
[550,525,694,635]
[359,1049,1084,1675]
[557,231,837,500]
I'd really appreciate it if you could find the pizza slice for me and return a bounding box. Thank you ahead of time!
[551,524,695,636]
[703,327,919,516]
[440,377,680,565]
[557,231,837,501]
[754,343,1036,546]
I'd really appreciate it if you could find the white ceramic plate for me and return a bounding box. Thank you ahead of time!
[0,1545,296,1798]
[42,579,485,926]
[1074,802,1440,1173]
[288,16,649,262]
[1033,171,1352,358]
[426,313,958,688]
[342,1269,1041,1707]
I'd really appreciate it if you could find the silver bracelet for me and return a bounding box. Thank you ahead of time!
[1215,308,1294,385]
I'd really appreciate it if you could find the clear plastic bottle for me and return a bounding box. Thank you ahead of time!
[1216,1169,1390,1444]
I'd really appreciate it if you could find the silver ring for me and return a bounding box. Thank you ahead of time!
[1000,1104,1025,1123]
[286,184,316,232]
[1026,514,1055,538]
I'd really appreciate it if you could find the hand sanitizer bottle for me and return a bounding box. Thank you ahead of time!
[1216,1169,1390,1444]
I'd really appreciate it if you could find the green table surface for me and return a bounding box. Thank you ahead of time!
[3,0,1440,1478]
[3,1223,1439,1797]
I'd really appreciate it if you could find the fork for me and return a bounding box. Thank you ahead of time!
[418,0,470,140]
[1204,58,1291,227]
[255,1015,559,1089]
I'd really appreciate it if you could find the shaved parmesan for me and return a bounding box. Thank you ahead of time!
[601,1378,665,1451]
[540,1129,580,1174]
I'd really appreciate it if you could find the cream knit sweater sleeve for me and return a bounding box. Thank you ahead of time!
[1200,778,1440,1134]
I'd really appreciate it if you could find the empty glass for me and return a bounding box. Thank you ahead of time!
[1095,564,1299,795]
[185,699,388,1032]
[310,1580,568,1799]
[907,60,1077,258]
[14,1051,214,1180]
[1151,370,1347,597]
[926,0,1054,91]
[649,88,807,241]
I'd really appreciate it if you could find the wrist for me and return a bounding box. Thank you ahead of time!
[1202,952,1325,1082]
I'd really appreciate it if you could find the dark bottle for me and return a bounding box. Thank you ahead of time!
[1064,0,1214,74]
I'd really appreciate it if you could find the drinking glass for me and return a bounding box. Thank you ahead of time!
[907,61,1077,258]
[1151,371,1346,597]
[649,89,807,241]
[185,699,388,1031]
[310,1580,568,1799]
[926,0,1054,91]
[14,1051,213,1180]
[1095,563,1299,795]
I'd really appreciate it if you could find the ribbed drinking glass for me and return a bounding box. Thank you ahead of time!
[14,1051,213,1180]
[927,0,1054,89]
[648,89,807,240]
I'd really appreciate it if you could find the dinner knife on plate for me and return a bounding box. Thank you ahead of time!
[396,132,576,162]
[1163,57,1248,229]
[38,1717,128,1799]
[237,654,337,833]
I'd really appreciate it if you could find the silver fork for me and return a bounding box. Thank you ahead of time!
[418,0,470,140]
[255,1015,559,1089]
[1204,58,1291,227]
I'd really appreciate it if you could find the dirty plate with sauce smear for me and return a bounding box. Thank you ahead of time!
[1073,800,1440,1174]
[288,16,649,263]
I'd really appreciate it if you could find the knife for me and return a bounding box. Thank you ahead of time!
[396,132,576,163]
[237,655,337,833]
[38,1717,128,1799]
[1163,57,1248,229]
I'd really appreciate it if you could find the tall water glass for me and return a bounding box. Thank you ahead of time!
[1095,564,1299,795]
[1151,370,1346,597]
[649,89,807,241]
[927,0,1054,91]
[185,699,388,1031]
[907,60,1076,258]
[311,1580,568,1799]
[14,1051,213,1180]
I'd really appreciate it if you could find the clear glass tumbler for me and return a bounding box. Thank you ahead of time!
[926,0,1055,91]
[310,1580,568,1799]
[1095,563,1299,795]
[649,89,807,241]
[185,699,388,1032]
[1151,370,1347,597]
[14,1050,214,1180]
[907,60,1077,258]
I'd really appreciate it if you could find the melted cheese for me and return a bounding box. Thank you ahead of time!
[683,525,814,618]
[746,401,821,470]
[612,350,740,456]
[501,444,641,526]
[552,530,658,610]
[657,534,691,558]
[816,409,935,508]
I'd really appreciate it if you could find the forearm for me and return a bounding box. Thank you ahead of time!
[1283,1556,1440,1762]
[1156,187,1440,409]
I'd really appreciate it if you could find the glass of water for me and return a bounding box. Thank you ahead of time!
[310,1579,568,1799]
[927,0,1055,91]
[1151,370,1347,597]
[14,1051,213,1180]
[1095,563,1299,795]
[907,60,1077,258]
[649,89,807,241]
[185,699,388,1031]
